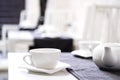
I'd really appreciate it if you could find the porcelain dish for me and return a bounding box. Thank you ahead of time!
[20,60,70,74]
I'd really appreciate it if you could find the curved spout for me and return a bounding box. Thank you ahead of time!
[102,47,115,67]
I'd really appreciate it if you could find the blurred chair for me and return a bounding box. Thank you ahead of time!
[0,25,19,57]
[19,0,40,29]
[0,0,40,56]
[72,4,120,58]
[83,4,120,43]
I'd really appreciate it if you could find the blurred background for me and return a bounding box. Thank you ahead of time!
[0,0,120,79]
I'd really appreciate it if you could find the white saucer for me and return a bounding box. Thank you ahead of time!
[71,50,92,58]
[20,61,70,74]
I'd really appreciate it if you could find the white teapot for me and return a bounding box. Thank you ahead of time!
[92,43,120,70]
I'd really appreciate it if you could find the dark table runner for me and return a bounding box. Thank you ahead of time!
[60,53,120,80]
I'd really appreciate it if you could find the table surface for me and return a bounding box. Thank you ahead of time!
[8,31,73,52]
[8,53,77,80]
[8,52,120,80]
[8,31,34,40]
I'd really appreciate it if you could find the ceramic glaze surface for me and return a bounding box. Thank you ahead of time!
[93,43,120,70]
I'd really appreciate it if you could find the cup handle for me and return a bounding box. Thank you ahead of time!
[23,55,32,65]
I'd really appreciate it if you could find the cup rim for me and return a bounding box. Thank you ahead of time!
[29,48,61,53]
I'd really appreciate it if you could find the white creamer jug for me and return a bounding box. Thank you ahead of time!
[93,43,120,70]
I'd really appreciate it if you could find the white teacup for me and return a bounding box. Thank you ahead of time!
[23,48,61,69]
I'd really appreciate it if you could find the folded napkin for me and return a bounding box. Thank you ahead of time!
[60,54,119,80]
[67,67,114,80]
[66,68,80,80]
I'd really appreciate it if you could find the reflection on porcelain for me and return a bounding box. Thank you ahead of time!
[93,43,120,70]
